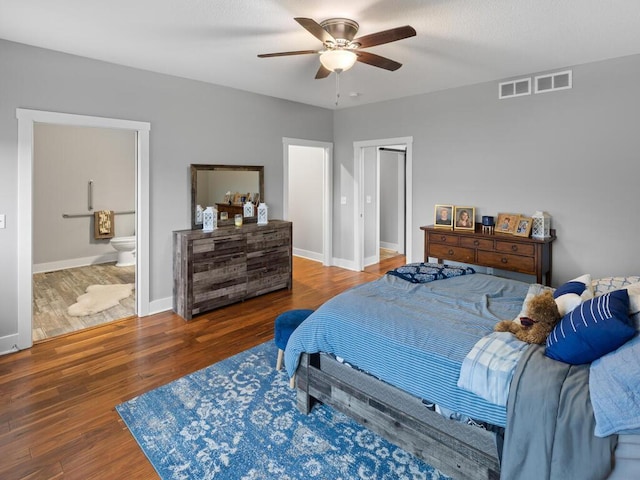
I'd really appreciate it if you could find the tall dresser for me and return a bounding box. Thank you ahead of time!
[173,220,292,320]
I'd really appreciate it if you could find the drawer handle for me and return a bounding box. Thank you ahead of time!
[501,257,508,264]
[473,240,480,246]
[511,245,518,252]
[448,249,454,256]
[440,235,447,241]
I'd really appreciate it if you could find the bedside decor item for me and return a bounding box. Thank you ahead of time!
[434,204,453,229]
[531,211,552,239]
[514,216,533,237]
[454,206,475,231]
[195,204,203,225]
[257,202,268,225]
[496,213,518,234]
[243,201,254,217]
[482,216,495,234]
[220,211,228,221]
[202,206,217,232]
[234,214,243,227]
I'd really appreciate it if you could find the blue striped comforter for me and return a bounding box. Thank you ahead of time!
[285,273,529,427]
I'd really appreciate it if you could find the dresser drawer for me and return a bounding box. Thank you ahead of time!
[495,241,535,256]
[477,251,535,274]
[429,243,475,263]
[428,231,459,245]
[460,237,494,250]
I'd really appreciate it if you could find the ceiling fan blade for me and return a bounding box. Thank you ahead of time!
[315,65,331,79]
[257,50,319,58]
[353,25,416,48]
[355,51,402,71]
[294,17,336,44]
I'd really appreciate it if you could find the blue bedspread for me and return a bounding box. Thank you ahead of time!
[285,273,530,427]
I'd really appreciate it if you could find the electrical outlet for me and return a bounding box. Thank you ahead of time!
[0,214,5,229]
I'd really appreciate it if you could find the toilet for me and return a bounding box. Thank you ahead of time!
[110,235,136,267]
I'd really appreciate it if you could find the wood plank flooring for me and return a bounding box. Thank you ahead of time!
[33,263,135,341]
[1,255,405,480]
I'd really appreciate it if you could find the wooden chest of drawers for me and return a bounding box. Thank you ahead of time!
[421,224,555,285]
[174,220,292,320]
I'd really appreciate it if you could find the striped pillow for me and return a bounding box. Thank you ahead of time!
[546,289,635,365]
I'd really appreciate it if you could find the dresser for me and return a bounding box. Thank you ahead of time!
[421,224,556,286]
[173,220,292,320]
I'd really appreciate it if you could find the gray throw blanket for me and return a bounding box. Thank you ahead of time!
[501,345,617,480]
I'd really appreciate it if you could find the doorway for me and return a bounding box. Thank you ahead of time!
[353,136,413,272]
[16,109,150,350]
[32,123,137,340]
[283,138,333,266]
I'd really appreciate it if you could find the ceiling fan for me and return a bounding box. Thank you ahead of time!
[258,17,416,79]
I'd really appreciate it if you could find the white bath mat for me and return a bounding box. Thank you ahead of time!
[68,283,134,316]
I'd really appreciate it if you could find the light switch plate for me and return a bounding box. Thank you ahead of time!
[340,196,347,205]
[0,214,5,229]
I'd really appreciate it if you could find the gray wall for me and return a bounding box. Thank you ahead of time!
[288,145,324,258]
[333,54,640,284]
[379,149,402,250]
[0,39,332,340]
[33,124,136,269]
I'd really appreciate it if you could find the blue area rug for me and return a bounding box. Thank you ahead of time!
[116,342,451,479]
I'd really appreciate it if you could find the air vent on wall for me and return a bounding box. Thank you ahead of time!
[535,70,572,94]
[499,77,531,99]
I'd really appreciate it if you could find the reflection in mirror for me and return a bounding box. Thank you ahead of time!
[191,164,264,229]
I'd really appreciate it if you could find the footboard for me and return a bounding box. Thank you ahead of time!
[295,352,501,480]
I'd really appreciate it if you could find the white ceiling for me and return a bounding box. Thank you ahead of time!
[2,0,640,109]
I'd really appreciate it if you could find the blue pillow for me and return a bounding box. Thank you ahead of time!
[546,289,635,365]
[553,280,586,297]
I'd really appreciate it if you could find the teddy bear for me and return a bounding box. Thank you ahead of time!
[494,290,562,344]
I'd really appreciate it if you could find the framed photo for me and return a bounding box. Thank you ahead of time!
[454,206,475,231]
[434,204,453,228]
[496,213,519,234]
[514,216,533,237]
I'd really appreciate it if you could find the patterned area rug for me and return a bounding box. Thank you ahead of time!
[116,342,451,479]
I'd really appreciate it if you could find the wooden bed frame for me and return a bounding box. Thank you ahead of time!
[295,352,502,480]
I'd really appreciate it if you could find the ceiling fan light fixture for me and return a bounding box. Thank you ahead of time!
[320,49,357,73]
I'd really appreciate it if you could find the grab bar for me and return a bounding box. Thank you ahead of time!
[62,210,135,219]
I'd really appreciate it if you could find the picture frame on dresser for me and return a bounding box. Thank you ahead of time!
[514,216,533,237]
[496,212,518,234]
[434,204,454,228]
[454,206,475,230]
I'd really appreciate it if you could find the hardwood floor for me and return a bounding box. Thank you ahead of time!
[0,255,405,480]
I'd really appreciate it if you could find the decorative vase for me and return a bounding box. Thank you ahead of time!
[257,203,268,225]
[243,201,254,217]
[202,206,217,232]
[531,211,551,239]
[234,214,243,227]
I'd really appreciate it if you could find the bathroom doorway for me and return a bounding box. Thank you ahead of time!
[16,109,150,350]
[32,123,137,340]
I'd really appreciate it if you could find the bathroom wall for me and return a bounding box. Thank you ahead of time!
[33,124,136,272]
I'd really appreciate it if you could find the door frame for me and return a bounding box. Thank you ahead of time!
[283,138,333,266]
[16,108,150,350]
[353,136,413,272]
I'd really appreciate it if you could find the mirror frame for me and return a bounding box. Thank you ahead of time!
[190,164,265,229]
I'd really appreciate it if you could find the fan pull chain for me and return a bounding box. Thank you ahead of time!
[335,71,341,107]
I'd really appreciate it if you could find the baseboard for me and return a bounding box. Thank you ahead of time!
[380,242,399,251]
[33,252,119,273]
[148,297,173,316]
[0,333,20,356]
[331,257,358,271]
[292,248,324,263]
[364,255,379,267]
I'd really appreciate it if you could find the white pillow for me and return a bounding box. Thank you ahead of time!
[553,274,594,317]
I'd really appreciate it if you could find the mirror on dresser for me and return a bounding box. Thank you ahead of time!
[191,164,264,229]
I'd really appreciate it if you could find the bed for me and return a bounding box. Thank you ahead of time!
[284,266,640,480]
